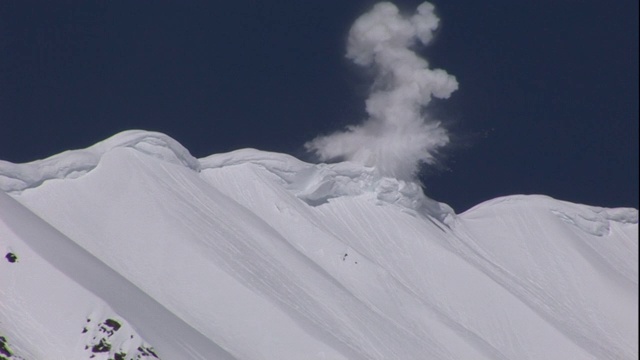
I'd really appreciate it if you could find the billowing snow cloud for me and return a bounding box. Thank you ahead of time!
[306,2,458,180]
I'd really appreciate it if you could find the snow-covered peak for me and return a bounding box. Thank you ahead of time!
[0,130,199,193]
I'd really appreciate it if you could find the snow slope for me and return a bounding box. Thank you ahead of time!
[0,191,234,360]
[1,130,637,360]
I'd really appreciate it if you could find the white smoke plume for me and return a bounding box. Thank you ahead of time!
[306,2,458,180]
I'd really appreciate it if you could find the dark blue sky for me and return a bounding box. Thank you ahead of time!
[1,1,638,212]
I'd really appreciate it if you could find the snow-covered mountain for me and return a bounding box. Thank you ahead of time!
[0,130,637,360]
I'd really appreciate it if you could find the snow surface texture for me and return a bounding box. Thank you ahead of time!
[0,130,638,360]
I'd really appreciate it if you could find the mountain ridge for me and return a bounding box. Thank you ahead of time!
[1,130,637,360]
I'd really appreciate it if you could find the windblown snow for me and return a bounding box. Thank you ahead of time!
[0,130,637,360]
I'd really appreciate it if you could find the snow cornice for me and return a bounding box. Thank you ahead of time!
[0,130,199,193]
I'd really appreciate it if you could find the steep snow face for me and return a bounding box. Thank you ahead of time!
[454,196,638,360]
[200,152,638,360]
[0,192,228,360]
[0,130,638,360]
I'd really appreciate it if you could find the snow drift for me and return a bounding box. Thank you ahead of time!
[0,130,637,360]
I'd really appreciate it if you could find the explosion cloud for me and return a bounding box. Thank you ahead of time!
[306,2,458,180]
